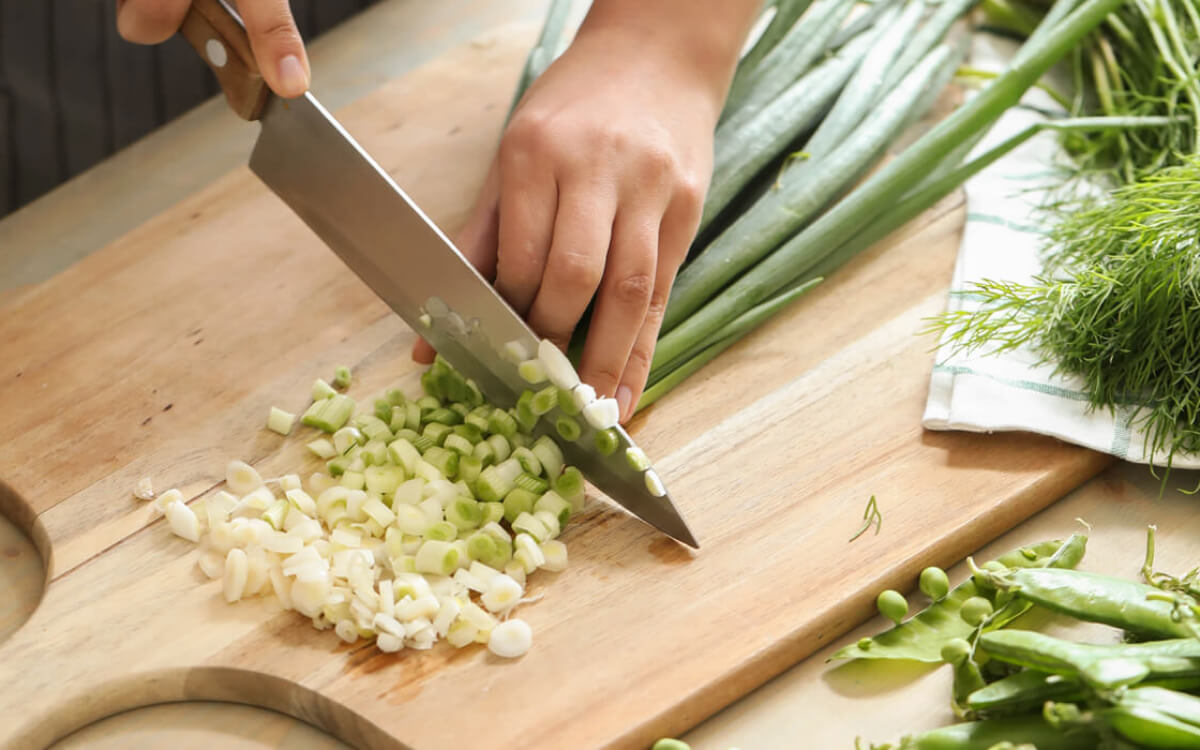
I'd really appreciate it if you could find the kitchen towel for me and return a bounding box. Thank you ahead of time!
[921,34,1200,469]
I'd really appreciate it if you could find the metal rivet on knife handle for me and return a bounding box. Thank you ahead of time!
[179,0,270,121]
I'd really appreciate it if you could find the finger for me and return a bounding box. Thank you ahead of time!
[237,0,310,98]
[576,208,659,399]
[614,186,703,421]
[493,135,559,317]
[524,183,617,351]
[116,0,191,44]
[412,161,502,364]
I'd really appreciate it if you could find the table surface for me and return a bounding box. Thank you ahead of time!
[3,2,1197,749]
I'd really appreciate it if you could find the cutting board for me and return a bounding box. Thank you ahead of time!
[0,23,1110,750]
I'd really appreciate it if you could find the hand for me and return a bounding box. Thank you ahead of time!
[116,0,310,98]
[414,23,727,422]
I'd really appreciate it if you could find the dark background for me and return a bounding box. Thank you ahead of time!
[0,0,380,218]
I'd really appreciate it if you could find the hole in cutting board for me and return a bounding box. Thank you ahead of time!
[49,702,351,750]
[0,479,49,643]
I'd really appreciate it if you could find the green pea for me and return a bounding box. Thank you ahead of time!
[857,637,873,651]
[877,589,909,624]
[919,566,951,600]
[941,637,972,665]
[652,740,691,750]
[961,596,994,626]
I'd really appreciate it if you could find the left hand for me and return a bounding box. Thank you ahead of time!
[413,23,722,422]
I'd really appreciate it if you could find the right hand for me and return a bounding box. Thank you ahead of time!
[116,0,311,98]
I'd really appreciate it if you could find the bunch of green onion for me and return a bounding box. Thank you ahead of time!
[518,0,1129,411]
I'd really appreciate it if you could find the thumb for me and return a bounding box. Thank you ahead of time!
[237,0,310,98]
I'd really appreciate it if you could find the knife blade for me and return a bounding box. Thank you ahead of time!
[180,0,698,548]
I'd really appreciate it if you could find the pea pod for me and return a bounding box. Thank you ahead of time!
[979,630,1200,689]
[965,670,1084,716]
[978,567,1200,640]
[832,535,1087,663]
[1101,705,1200,748]
[882,715,1098,749]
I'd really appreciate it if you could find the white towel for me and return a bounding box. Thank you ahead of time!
[921,34,1199,469]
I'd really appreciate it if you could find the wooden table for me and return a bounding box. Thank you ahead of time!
[2,2,1196,748]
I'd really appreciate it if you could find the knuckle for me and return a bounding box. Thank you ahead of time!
[585,362,624,394]
[612,271,655,307]
[255,18,302,48]
[624,343,654,378]
[675,174,708,213]
[552,249,603,292]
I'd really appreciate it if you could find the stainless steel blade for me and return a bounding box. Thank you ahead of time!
[247,93,697,548]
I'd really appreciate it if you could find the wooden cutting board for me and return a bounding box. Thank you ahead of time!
[0,23,1111,750]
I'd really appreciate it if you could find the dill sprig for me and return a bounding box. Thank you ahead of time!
[931,157,1200,464]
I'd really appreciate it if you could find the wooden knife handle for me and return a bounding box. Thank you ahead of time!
[179,0,270,121]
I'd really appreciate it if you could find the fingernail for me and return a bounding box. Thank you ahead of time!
[616,385,633,422]
[277,55,309,98]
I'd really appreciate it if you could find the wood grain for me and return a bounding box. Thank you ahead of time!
[0,23,1109,750]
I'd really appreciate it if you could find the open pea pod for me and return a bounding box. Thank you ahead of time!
[979,567,1200,640]
[832,534,1086,663]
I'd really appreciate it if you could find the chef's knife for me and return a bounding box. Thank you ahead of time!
[180,0,697,547]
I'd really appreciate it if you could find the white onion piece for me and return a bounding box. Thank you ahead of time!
[226,460,263,496]
[540,540,568,572]
[154,488,183,514]
[377,632,404,653]
[644,469,666,497]
[481,574,522,613]
[503,340,530,363]
[223,548,249,603]
[582,397,620,430]
[571,384,597,411]
[335,619,359,644]
[166,501,201,542]
[488,619,532,658]
[538,339,580,390]
[133,477,155,501]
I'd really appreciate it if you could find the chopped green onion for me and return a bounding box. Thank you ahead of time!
[424,520,458,542]
[518,359,548,384]
[467,531,498,561]
[582,398,619,431]
[403,402,421,431]
[262,499,289,530]
[453,422,483,443]
[594,428,619,456]
[480,501,504,526]
[502,488,539,523]
[422,422,452,446]
[339,470,365,490]
[515,473,549,495]
[515,390,538,432]
[463,412,489,435]
[357,415,393,443]
[644,469,666,497]
[307,438,337,460]
[540,539,568,572]
[557,386,581,416]
[300,394,355,433]
[555,415,581,442]
[531,435,564,478]
[385,388,406,406]
[327,456,349,477]
[488,408,518,438]
[537,339,580,390]
[553,468,584,510]
[486,434,512,462]
[332,365,352,389]
[531,385,558,415]
[446,496,482,530]
[422,446,459,479]
[312,378,337,400]
[459,455,484,485]
[625,447,649,472]
[424,407,462,426]
[267,406,295,435]
[513,512,551,543]
[472,440,496,468]
[512,447,542,476]
[444,433,475,456]
[534,490,572,528]
[414,539,459,575]
[332,426,363,455]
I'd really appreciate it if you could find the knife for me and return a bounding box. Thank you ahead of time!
[180,0,698,548]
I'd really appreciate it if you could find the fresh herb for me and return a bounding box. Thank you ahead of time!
[849,495,883,541]
[930,157,1200,465]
